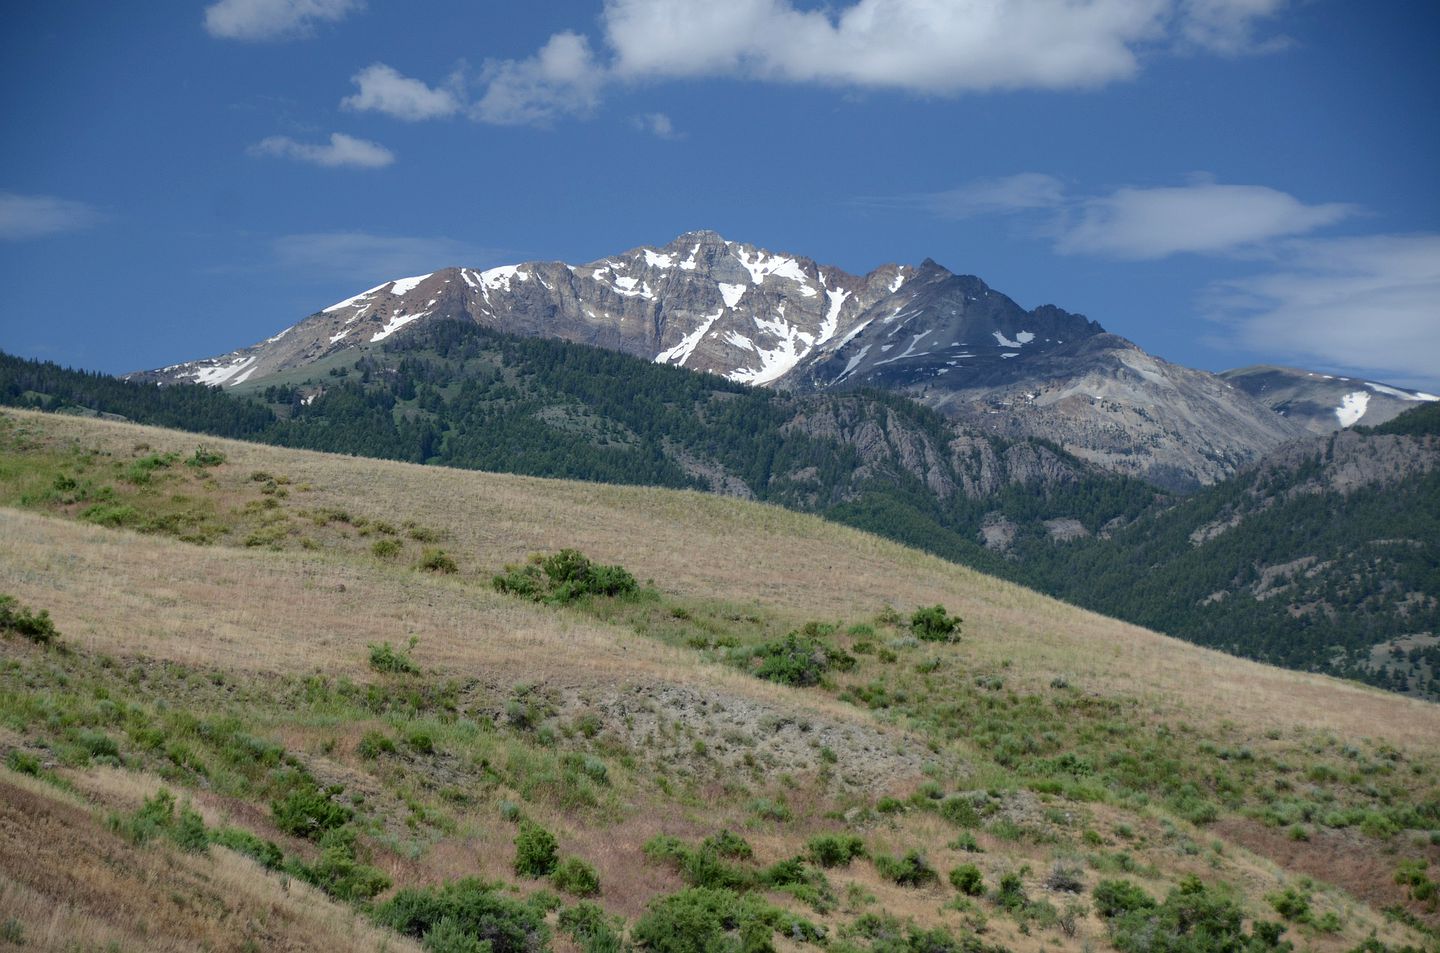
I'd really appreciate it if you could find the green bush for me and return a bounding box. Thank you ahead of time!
[559,901,626,953]
[271,778,353,839]
[703,830,754,860]
[737,632,856,687]
[514,821,559,878]
[552,856,601,897]
[373,877,549,953]
[369,639,419,674]
[418,548,459,573]
[806,833,865,868]
[0,595,60,644]
[357,730,397,759]
[949,863,985,896]
[290,827,391,902]
[1103,876,1290,953]
[874,850,938,887]
[939,794,980,828]
[1092,879,1157,919]
[1267,885,1311,922]
[493,549,639,604]
[372,538,402,559]
[187,446,226,468]
[910,604,961,642]
[210,826,284,869]
[631,887,820,953]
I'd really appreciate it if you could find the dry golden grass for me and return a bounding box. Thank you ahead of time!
[0,769,421,953]
[2,407,1437,953]
[5,407,1437,749]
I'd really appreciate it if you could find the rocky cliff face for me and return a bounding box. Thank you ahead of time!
[1220,365,1438,434]
[129,230,1306,489]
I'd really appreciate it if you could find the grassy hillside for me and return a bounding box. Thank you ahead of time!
[1,407,1437,953]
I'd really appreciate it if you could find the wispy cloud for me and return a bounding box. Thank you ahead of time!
[632,112,681,140]
[204,0,361,41]
[272,232,500,284]
[874,173,1353,260]
[248,132,395,168]
[1204,233,1440,388]
[342,63,462,121]
[0,192,104,240]
[1177,0,1291,55]
[1056,181,1354,259]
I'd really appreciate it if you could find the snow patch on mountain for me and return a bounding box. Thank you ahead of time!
[734,248,808,286]
[1366,381,1439,402]
[388,274,431,297]
[192,355,257,387]
[372,311,431,343]
[1335,391,1370,428]
[323,281,389,314]
[644,249,675,269]
[654,309,723,368]
[718,283,747,308]
[993,330,1034,348]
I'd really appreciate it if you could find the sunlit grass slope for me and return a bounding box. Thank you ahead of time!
[0,407,1435,953]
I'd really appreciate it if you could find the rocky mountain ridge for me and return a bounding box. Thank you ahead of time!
[1219,364,1438,434]
[131,230,1308,488]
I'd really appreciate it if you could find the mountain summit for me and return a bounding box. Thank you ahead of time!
[130,232,1304,488]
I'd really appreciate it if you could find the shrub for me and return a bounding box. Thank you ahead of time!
[1045,861,1085,893]
[1267,885,1312,922]
[552,856,601,897]
[210,826,284,869]
[950,864,985,896]
[419,548,458,573]
[0,595,60,644]
[494,550,639,604]
[806,833,865,868]
[369,639,420,674]
[187,446,226,468]
[291,827,391,903]
[357,730,397,759]
[874,850,939,887]
[740,632,856,687]
[372,538,402,559]
[1104,876,1290,953]
[559,901,626,953]
[910,604,961,642]
[631,887,819,953]
[271,779,353,839]
[703,830,754,860]
[939,794,980,828]
[373,877,549,953]
[514,821,559,878]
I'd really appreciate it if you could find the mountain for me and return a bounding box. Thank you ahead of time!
[1006,404,1440,697]
[1221,364,1440,434]
[130,231,1304,490]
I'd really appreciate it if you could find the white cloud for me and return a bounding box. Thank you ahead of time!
[248,132,395,168]
[632,112,681,139]
[362,1,1289,129]
[877,174,1350,259]
[1055,181,1354,259]
[0,192,103,240]
[472,31,604,126]
[272,232,497,284]
[1176,0,1290,54]
[342,64,462,121]
[1205,234,1440,388]
[204,0,361,40]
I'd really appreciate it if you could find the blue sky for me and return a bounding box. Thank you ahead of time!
[2,0,1437,388]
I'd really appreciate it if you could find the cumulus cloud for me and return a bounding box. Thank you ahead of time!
[204,0,361,40]
[272,232,498,284]
[881,174,1352,260]
[248,132,395,168]
[1205,234,1440,388]
[1055,181,1354,259]
[352,0,1290,128]
[342,64,462,121]
[0,192,103,240]
[632,112,681,139]
[471,31,605,126]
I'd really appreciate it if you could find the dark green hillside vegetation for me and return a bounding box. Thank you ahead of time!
[1360,401,1440,437]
